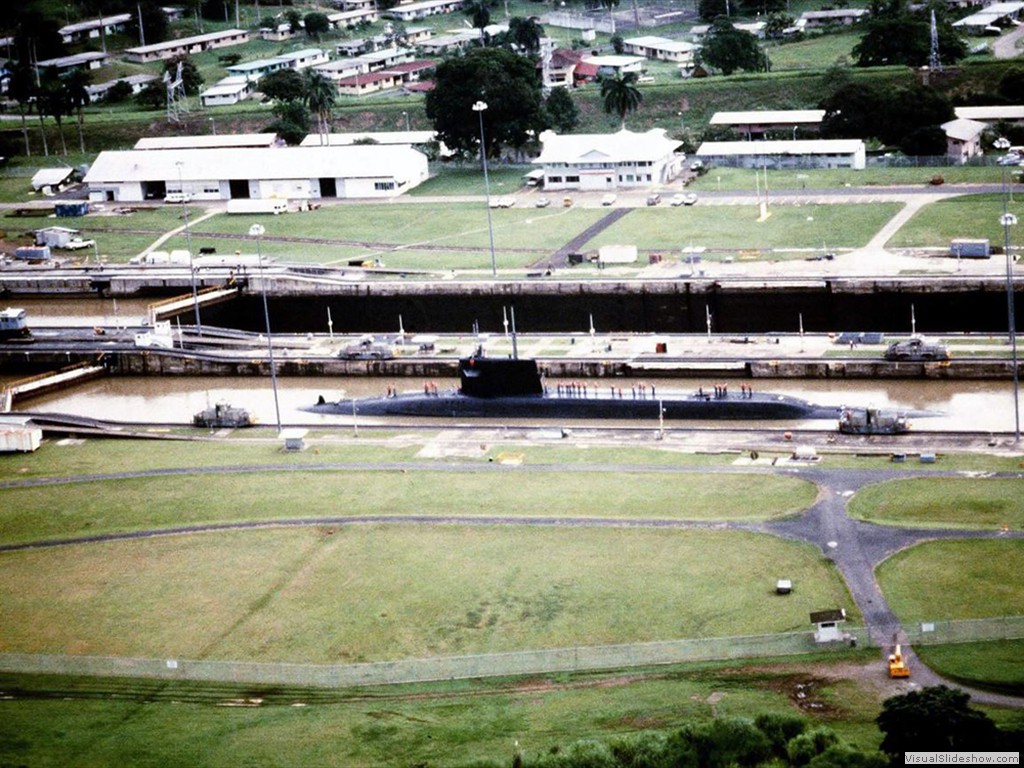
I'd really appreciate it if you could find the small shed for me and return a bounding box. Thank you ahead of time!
[280,428,308,451]
[35,226,80,248]
[0,423,43,453]
[598,244,638,264]
[810,608,847,642]
[31,167,76,194]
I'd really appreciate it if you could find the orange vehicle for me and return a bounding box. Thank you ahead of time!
[888,638,910,679]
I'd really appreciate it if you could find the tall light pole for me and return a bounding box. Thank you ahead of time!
[472,100,497,277]
[175,160,201,334]
[250,223,282,434]
[1000,202,1020,442]
[402,110,410,132]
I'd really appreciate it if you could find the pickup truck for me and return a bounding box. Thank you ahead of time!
[884,338,949,361]
[62,237,96,250]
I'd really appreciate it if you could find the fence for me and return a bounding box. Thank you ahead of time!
[2,618,1018,688]
[0,628,869,689]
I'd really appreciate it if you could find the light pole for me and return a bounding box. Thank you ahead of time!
[250,223,282,434]
[1000,205,1021,442]
[472,100,498,277]
[175,160,201,334]
[402,110,410,132]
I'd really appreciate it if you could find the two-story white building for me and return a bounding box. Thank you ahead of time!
[534,129,684,191]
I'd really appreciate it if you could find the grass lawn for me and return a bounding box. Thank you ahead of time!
[583,203,901,251]
[0,652,884,768]
[688,166,1009,192]
[0,526,856,661]
[765,32,861,72]
[876,539,1024,621]
[408,166,532,196]
[0,468,816,545]
[916,639,1024,695]
[886,193,1024,249]
[848,477,1024,530]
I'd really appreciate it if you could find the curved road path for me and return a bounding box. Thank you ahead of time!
[2,460,1023,705]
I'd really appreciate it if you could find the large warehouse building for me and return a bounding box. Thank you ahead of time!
[83,144,430,202]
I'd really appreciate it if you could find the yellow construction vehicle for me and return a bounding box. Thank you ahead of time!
[888,635,910,679]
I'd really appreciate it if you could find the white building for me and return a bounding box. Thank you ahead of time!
[534,129,684,191]
[942,118,988,163]
[952,1,1024,31]
[709,110,826,139]
[59,13,132,44]
[299,131,436,147]
[580,54,646,77]
[955,105,1024,124]
[200,76,256,107]
[621,36,697,64]
[124,29,249,63]
[696,139,866,170]
[83,145,429,202]
[36,51,109,73]
[799,8,868,27]
[86,74,158,103]
[383,0,465,21]
[134,134,280,150]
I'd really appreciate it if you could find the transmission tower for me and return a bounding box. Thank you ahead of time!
[165,61,189,123]
[930,10,942,73]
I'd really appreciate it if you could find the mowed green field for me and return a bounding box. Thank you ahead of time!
[0,469,815,545]
[877,539,1024,621]
[0,525,856,661]
[848,477,1024,530]
[887,193,1024,248]
[583,203,901,251]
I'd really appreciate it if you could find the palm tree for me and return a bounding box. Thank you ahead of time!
[600,72,643,130]
[37,73,70,156]
[464,0,491,44]
[508,16,543,55]
[63,69,91,154]
[6,62,35,156]
[303,70,336,144]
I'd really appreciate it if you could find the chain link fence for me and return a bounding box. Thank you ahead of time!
[0,628,868,689]
[2,618,1018,688]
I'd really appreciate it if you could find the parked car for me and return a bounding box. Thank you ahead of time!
[601,193,617,206]
[535,196,551,208]
[883,337,949,362]
[646,193,662,206]
[672,193,697,206]
[340,336,394,360]
[670,194,686,207]
[164,192,192,204]
[682,192,698,206]
[497,196,515,208]
[690,160,704,171]
[62,237,96,250]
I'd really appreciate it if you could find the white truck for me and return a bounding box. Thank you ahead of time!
[62,236,96,250]
[226,199,289,215]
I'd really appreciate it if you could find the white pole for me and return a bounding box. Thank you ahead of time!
[327,306,333,339]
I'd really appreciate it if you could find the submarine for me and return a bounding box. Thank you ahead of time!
[308,352,844,421]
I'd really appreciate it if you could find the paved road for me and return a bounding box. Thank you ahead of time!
[2,460,1022,704]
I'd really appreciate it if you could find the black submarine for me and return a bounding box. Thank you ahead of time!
[308,352,843,421]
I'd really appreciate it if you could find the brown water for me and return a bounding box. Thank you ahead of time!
[12,375,1019,433]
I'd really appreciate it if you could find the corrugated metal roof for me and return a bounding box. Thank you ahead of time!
[134,134,279,150]
[696,139,863,156]
[955,105,1024,121]
[84,145,426,183]
[535,129,681,164]
[299,131,436,146]
[710,110,825,125]
[941,118,987,142]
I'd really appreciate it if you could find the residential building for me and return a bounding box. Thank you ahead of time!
[86,74,158,102]
[327,7,381,28]
[299,131,436,147]
[36,51,109,73]
[695,139,866,169]
[621,35,697,64]
[83,144,429,202]
[799,8,868,27]
[580,54,645,77]
[383,0,465,21]
[123,29,249,63]
[200,76,256,107]
[59,13,132,44]
[952,2,1024,32]
[691,21,765,38]
[534,129,684,190]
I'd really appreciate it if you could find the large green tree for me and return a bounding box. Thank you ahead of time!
[303,12,330,41]
[700,18,770,75]
[853,8,966,68]
[600,72,643,129]
[506,16,543,55]
[128,0,169,45]
[258,69,306,102]
[544,86,579,133]
[464,0,493,43]
[877,686,999,765]
[425,47,546,157]
[820,82,953,153]
[265,100,310,145]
